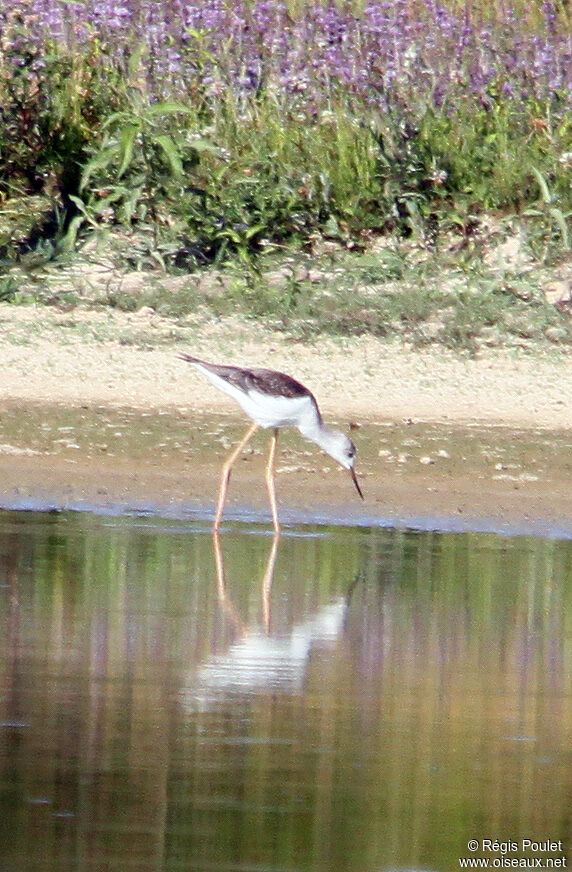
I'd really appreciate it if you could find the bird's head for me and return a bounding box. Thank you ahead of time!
[325,430,364,500]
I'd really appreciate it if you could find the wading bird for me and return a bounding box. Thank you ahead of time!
[179,354,363,532]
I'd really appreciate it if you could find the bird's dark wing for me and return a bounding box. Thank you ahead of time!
[246,368,311,399]
[179,354,313,400]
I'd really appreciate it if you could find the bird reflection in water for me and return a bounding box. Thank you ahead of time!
[212,531,280,633]
[181,534,350,709]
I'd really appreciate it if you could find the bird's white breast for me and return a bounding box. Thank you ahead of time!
[242,389,316,428]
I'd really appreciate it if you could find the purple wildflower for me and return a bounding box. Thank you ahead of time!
[0,0,570,111]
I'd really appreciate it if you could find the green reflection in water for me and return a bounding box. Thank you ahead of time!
[0,511,570,872]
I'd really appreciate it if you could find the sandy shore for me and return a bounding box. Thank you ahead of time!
[2,304,572,426]
[1,303,571,535]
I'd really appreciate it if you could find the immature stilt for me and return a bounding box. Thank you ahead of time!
[180,353,363,531]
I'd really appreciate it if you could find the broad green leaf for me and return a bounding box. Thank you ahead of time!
[80,145,120,191]
[188,138,220,155]
[531,166,552,205]
[218,227,242,243]
[67,194,88,215]
[58,213,86,251]
[117,124,139,178]
[155,134,183,176]
[100,111,134,131]
[146,101,193,117]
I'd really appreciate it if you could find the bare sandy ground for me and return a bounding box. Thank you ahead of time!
[1,304,571,426]
[1,303,571,534]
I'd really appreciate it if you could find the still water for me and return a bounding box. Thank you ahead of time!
[0,510,570,872]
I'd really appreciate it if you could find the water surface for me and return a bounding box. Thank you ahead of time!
[0,510,570,871]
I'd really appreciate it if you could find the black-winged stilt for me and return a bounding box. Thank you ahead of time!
[179,354,363,532]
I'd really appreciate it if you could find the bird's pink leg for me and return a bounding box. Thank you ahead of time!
[265,428,280,534]
[214,422,259,531]
[262,533,280,629]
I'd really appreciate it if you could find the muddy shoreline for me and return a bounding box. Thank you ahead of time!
[1,401,571,538]
[1,305,571,536]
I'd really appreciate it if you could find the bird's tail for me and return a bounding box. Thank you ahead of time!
[178,353,202,365]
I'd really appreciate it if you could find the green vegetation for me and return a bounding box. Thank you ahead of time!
[0,0,571,351]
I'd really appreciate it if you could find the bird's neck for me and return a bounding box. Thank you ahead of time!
[298,416,332,452]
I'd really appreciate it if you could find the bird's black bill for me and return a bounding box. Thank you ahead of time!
[350,467,364,500]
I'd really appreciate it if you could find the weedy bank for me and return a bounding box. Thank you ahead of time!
[0,0,571,350]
